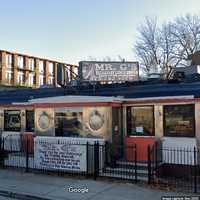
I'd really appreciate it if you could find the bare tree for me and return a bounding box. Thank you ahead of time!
[159,22,178,77]
[86,55,124,62]
[170,14,200,66]
[134,17,160,74]
[134,14,200,78]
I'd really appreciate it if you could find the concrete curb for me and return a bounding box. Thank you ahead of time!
[0,189,54,200]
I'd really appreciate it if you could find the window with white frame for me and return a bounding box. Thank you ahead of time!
[39,75,44,86]
[18,72,24,84]
[28,73,34,86]
[17,56,24,69]
[6,71,13,83]
[49,62,54,75]
[29,59,35,71]
[39,61,44,73]
[6,54,12,68]
[48,76,54,85]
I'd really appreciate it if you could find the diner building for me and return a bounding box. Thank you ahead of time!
[0,79,200,164]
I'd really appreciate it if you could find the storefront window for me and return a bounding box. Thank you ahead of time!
[55,110,83,137]
[26,110,35,132]
[164,104,195,137]
[127,106,154,136]
[4,110,21,131]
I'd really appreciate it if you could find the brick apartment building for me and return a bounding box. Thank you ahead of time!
[0,50,78,88]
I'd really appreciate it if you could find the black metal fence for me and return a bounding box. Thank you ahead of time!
[148,142,200,193]
[0,135,138,182]
[98,143,138,182]
[1,135,200,193]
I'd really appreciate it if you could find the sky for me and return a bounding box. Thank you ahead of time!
[0,0,200,65]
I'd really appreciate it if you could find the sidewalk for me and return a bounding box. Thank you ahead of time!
[0,169,191,200]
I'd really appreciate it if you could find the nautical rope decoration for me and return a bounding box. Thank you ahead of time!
[88,110,104,131]
[38,111,51,131]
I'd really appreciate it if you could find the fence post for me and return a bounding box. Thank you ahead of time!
[86,142,89,178]
[155,141,158,172]
[97,142,99,177]
[25,138,29,172]
[148,145,151,184]
[2,137,4,168]
[0,137,5,168]
[194,147,197,193]
[105,141,108,165]
[134,144,137,182]
[94,142,99,180]
[93,142,97,180]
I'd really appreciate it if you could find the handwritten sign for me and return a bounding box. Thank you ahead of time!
[34,140,87,172]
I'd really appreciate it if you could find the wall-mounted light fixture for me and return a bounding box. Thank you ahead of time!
[21,111,25,117]
[156,111,162,117]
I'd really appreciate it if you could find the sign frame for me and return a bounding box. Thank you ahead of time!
[79,61,139,82]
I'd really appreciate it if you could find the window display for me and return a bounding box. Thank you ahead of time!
[55,108,106,138]
[164,104,195,137]
[4,110,21,131]
[55,111,83,137]
[127,106,154,136]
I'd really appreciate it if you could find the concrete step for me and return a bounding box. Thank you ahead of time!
[100,172,148,181]
[116,160,161,169]
[103,167,148,175]
[115,161,150,171]
[116,160,149,167]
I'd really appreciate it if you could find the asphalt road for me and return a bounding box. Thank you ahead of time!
[0,196,17,200]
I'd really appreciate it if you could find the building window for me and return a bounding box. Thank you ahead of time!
[6,71,13,84]
[26,110,34,132]
[4,110,21,131]
[164,104,195,137]
[39,61,44,74]
[39,75,44,86]
[18,72,25,85]
[6,54,12,68]
[28,73,35,86]
[49,63,54,75]
[29,59,35,71]
[127,106,154,136]
[17,56,24,69]
[48,76,54,85]
[55,109,83,137]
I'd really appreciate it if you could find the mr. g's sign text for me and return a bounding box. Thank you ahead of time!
[79,61,139,82]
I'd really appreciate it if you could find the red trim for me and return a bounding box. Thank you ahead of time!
[0,104,34,108]
[1,97,200,108]
[124,98,196,105]
[33,102,121,108]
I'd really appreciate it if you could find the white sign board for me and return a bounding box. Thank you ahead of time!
[80,61,139,82]
[34,137,87,172]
